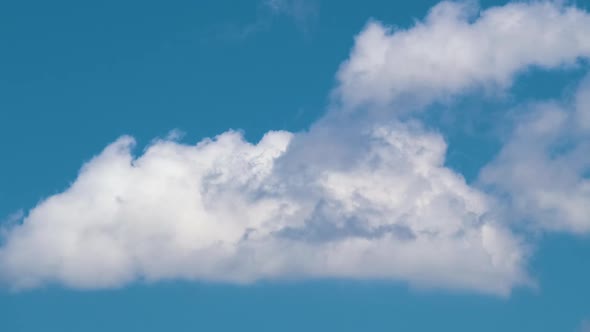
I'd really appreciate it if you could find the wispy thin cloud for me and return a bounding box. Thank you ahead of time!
[263,0,319,35]
[216,0,319,42]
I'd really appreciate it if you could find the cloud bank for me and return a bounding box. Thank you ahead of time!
[1,1,589,295]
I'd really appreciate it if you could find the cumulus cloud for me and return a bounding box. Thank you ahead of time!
[336,1,590,110]
[0,124,529,294]
[480,75,590,234]
[1,0,590,295]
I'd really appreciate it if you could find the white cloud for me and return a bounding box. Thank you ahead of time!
[480,75,590,234]
[1,0,590,295]
[335,1,590,110]
[0,124,530,294]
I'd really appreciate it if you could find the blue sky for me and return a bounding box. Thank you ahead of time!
[1,0,590,331]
